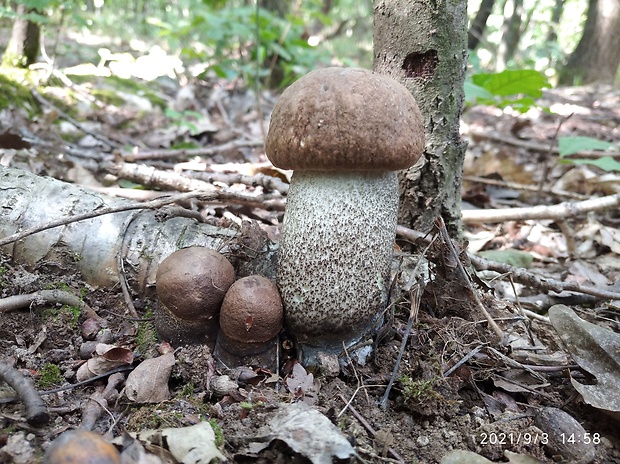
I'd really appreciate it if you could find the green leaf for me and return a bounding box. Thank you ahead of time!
[563,156,620,172]
[464,80,493,104]
[472,70,550,98]
[558,136,616,157]
[477,249,533,268]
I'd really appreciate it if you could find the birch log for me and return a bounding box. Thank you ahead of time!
[0,166,275,295]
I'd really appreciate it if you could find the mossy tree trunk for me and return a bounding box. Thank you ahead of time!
[2,3,40,68]
[373,0,468,237]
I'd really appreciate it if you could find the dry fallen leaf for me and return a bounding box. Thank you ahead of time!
[549,304,620,420]
[125,352,175,403]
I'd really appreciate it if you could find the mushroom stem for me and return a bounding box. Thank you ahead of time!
[277,170,398,363]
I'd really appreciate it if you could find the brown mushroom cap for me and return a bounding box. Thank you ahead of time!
[44,430,121,464]
[265,67,424,171]
[219,275,283,344]
[156,247,235,321]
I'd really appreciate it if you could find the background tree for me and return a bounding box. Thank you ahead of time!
[374,0,468,236]
[559,0,620,85]
[2,3,41,68]
[497,0,523,70]
[468,0,495,51]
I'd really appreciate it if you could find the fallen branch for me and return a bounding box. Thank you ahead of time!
[396,225,620,302]
[468,128,620,159]
[122,139,263,161]
[0,289,99,320]
[461,192,620,224]
[106,162,285,210]
[0,360,49,426]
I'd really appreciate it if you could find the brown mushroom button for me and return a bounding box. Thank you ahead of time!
[156,247,235,321]
[219,275,283,344]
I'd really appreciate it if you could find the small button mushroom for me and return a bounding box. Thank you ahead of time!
[155,247,235,346]
[44,430,121,464]
[214,275,283,369]
[265,67,424,364]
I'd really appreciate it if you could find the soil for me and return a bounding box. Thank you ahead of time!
[1,58,620,463]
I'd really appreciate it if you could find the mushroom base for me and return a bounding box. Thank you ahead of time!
[277,170,399,363]
[213,331,279,370]
[154,304,218,348]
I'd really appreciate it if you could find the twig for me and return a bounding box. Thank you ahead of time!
[123,139,263,161]
[0,289,99,320]
[31,89,119,149]
[192,170,290,195]
[462,192,620,224]
[462,176,587,200]
[396,225,620,302]
[378,285,422,410]
[337,394,405,463]
[442,344,485,378]
[79,372,125,431]
[467,127,620,159]
[0,366,135,404]
[0,191,216,247]
[0,360,49,426]
[107,162,285,210]
[435,217,505,340]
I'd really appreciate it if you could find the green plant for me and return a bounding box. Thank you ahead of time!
[465,69,551,113]
[152,4,328,87]
[558,136,620,172]
[37,363,63,388]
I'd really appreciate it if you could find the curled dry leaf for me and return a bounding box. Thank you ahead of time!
[549,304,620,420]
[125,352,175,403]
[76,344,134,381]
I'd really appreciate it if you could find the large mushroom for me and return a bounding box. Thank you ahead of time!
[265,67,424,364]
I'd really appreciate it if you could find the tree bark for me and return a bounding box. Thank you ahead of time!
[559,0,620,85]
[468,0,496,51]
[2,3,40,68]
[373,0,468,237]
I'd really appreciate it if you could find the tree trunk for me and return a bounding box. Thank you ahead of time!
[497,0,523,70]
[546,0,566,43]
[468,0,496,51]
[373,0,468,237]
[559,0,620,85]
[2,3,40,68]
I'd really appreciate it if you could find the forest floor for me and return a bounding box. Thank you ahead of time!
[1,52,620,464]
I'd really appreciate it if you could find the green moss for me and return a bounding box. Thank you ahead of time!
[135,318,158,356]
[91,88,125,106]
[209,419,225,448]
[37,363,63,389]
[399,375,441,404]
[0,71,37,113]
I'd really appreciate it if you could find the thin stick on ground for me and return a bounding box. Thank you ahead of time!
[435,217,505,340]
[461,192,620,224]
[0,289,99,320]
[0,360,49,426]
[0,191,216,247]
[378,284,422,410]
[396,225,620,302]
[337,394,405,463]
